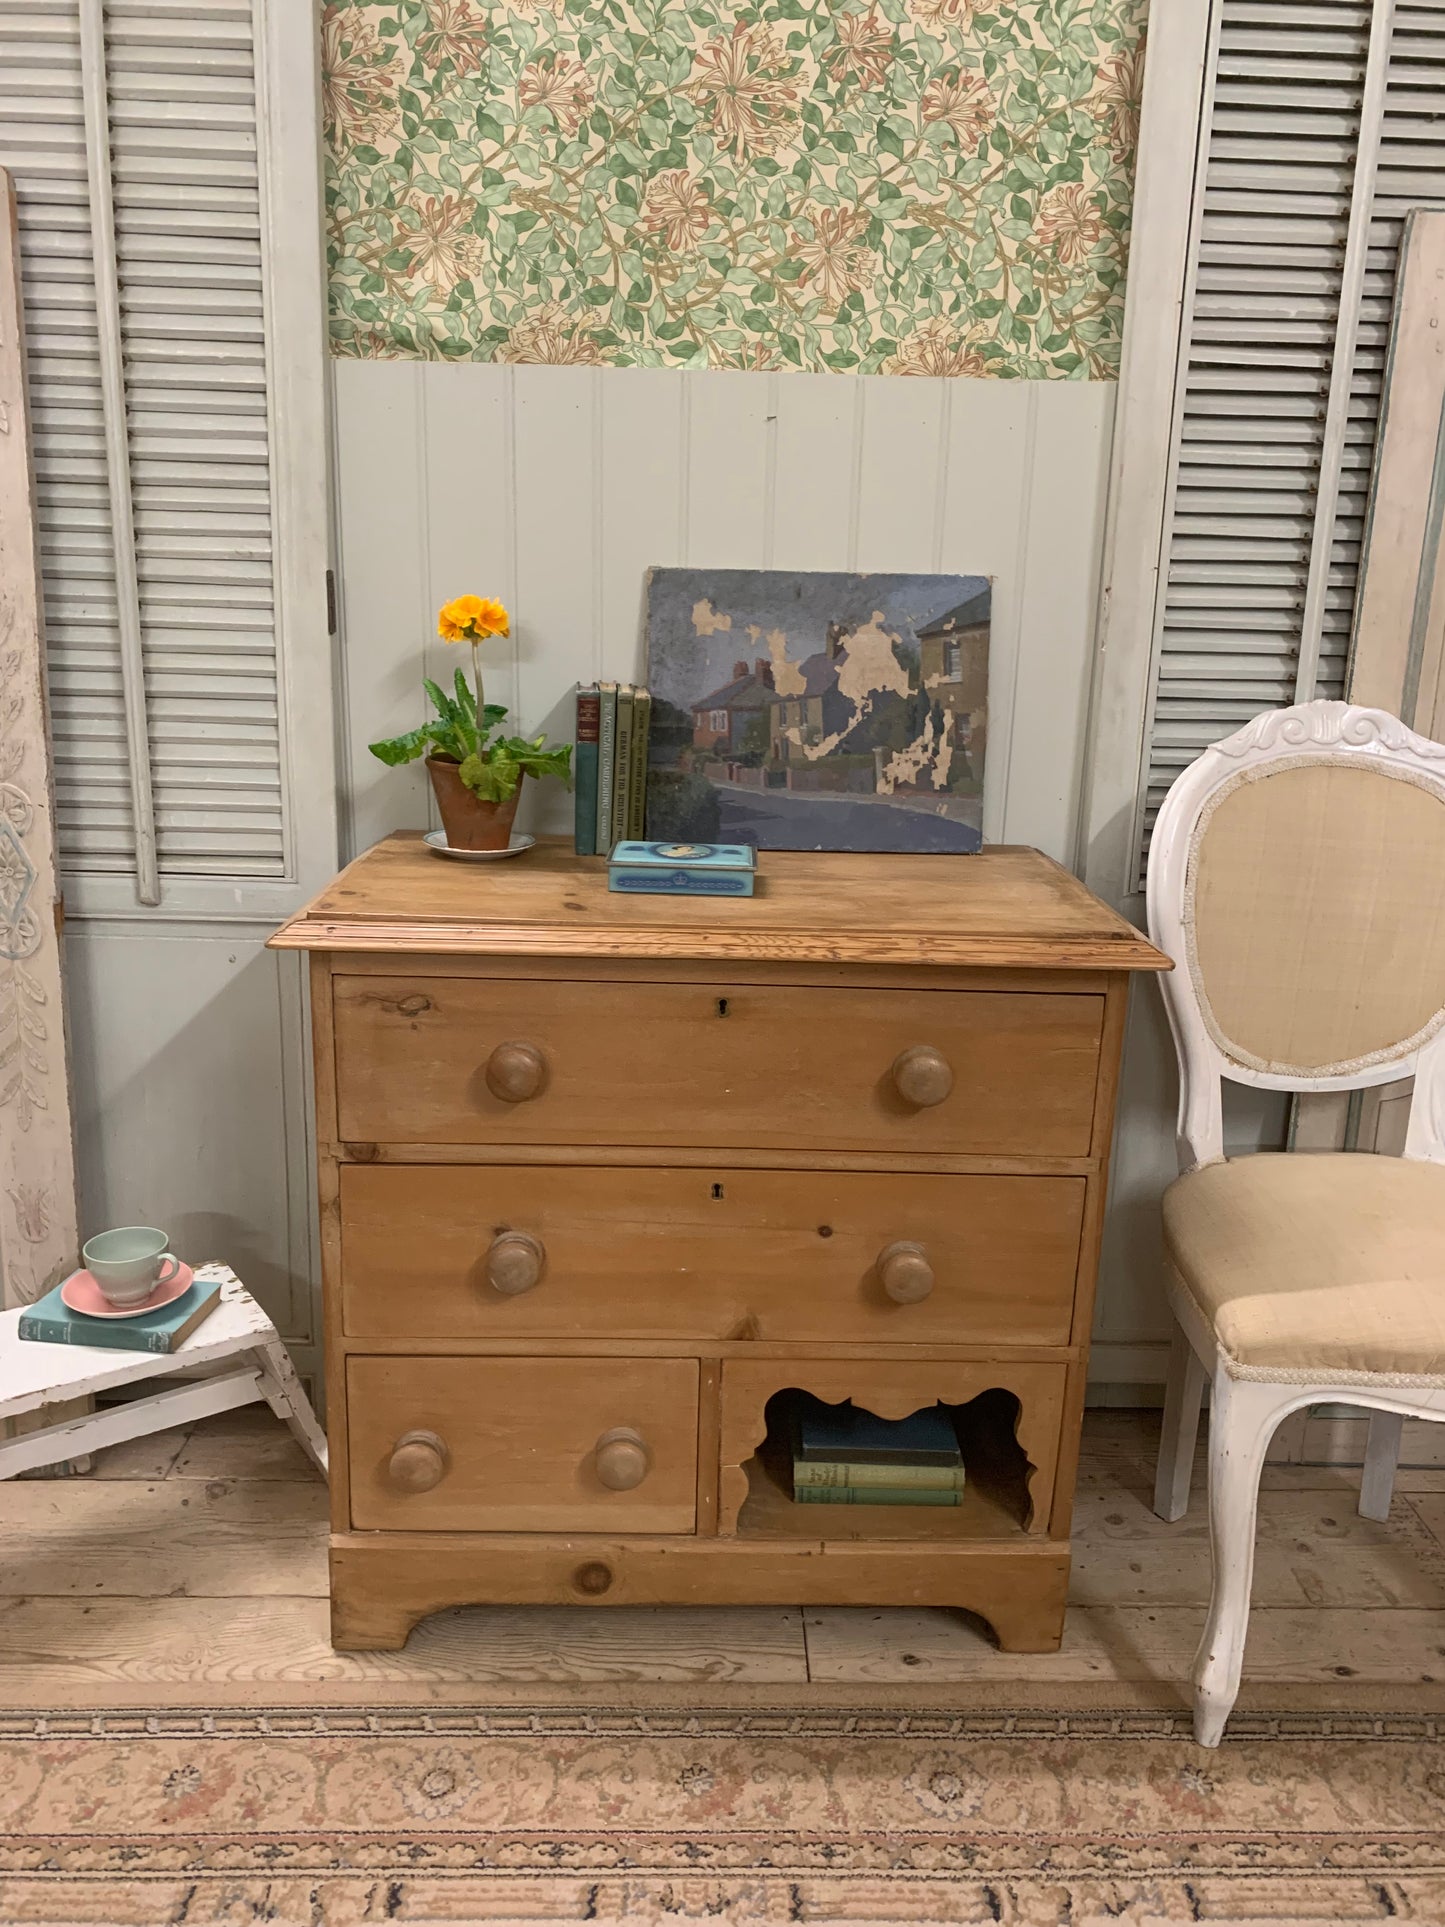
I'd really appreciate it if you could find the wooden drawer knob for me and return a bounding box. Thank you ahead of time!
[388,1429,449,1493]
[892,1044,953,1107]
[878,1239,935,1304]
[485,1040,547,1103]
[486,1229,545,1295]
[594,1426,651,1491]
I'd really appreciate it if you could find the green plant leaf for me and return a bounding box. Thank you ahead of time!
[422,677,459,727]
[368,722,443,766]
[457,751,509,799]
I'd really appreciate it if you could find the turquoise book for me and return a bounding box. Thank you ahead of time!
[18,1276,222,1354]
[796,1405,963,1468]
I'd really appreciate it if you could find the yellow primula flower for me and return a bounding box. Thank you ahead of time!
[438,594,510,643]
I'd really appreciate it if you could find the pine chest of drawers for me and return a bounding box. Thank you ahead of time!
[271,834,1168,1652]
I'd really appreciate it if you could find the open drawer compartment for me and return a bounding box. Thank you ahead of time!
[718,1360,1067,1540]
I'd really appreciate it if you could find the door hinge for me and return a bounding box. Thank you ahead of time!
[326,567,338,635]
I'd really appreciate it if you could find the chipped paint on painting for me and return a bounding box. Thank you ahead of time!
[644,568,988,852]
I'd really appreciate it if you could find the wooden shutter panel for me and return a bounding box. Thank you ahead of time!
[0,0,317,900]
[1135,0,1445,885]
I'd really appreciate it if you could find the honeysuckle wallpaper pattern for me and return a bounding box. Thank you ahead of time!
[323,0,1147,375]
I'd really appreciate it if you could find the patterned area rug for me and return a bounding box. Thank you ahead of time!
[2,1705,1444,1924]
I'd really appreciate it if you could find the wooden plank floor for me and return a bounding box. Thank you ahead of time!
[2,1407,1444,1705]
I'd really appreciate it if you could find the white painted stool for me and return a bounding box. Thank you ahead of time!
[0,1263,327,1481]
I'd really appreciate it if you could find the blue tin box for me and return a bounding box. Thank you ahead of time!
[608,840,756,897]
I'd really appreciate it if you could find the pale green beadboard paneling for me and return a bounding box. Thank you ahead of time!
[324,0,1146,375]
[330,362,1115,869]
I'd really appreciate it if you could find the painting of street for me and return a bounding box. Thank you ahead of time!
[643,568,990,853]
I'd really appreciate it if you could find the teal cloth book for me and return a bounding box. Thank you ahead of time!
[574,683,600,855]
[18,1276,222,1354]
[796,1405,962,1468]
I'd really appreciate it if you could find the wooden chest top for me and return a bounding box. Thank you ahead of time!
[269,834,1170,973]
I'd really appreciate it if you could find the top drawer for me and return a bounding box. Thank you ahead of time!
[332,976,1104,1157]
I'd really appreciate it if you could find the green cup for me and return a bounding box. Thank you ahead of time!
[82,1226,180,1308]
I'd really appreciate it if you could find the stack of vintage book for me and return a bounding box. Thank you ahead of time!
[792,1405,966,1507]
[574,682,651,856]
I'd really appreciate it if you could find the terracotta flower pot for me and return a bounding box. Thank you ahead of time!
[426,756,524,851]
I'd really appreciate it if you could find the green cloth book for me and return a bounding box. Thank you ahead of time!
[18,1276,223,1354]
[793,1484,961,1507]
[574,683,600,856]
[793,1459,966,1492]
[610,686,635,852]
[628,688,651,840]
[596,683,619,856]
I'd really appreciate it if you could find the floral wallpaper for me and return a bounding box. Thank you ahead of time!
[323,0,1146,375]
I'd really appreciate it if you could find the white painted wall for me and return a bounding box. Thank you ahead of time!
[331,363,1116,871]
[63,931,322,1388]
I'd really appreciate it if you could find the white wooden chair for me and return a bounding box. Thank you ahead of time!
[1146,700,1445,1746]
[0,1263,327,1481]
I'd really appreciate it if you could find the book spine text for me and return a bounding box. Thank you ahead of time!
[596,685,618,855]
[793,1485,962,1506]
[574,685,600,856]
[792,1460,966,1491]
[610,688,635,851]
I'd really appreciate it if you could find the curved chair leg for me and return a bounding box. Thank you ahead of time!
[1360,1410,1404,1523]
[1193,1372,1292,1748]
[1154,1321,1208,1522]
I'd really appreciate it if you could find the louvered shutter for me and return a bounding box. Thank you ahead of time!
[1135,0,1445,884]
[0,0,328,909]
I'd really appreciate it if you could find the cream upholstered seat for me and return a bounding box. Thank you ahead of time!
[1146,701,1445,1747]
[1164,1155,1445,1381]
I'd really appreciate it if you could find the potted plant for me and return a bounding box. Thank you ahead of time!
[369,595,572,850]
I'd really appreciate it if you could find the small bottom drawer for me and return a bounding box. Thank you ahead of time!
[346,1355,699,1533]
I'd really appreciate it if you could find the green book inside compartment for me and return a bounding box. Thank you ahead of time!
[793,1484,962,1507]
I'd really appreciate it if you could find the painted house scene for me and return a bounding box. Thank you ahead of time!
[644,569,991,852]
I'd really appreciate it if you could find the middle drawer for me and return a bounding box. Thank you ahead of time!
[340,1164,1086,1345]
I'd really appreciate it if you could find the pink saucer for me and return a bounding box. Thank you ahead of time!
[61,1262,195,1320]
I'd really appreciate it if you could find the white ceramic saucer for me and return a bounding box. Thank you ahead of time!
[424,829,536,863]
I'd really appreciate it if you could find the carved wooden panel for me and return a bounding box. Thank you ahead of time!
[0,170,78,1309]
